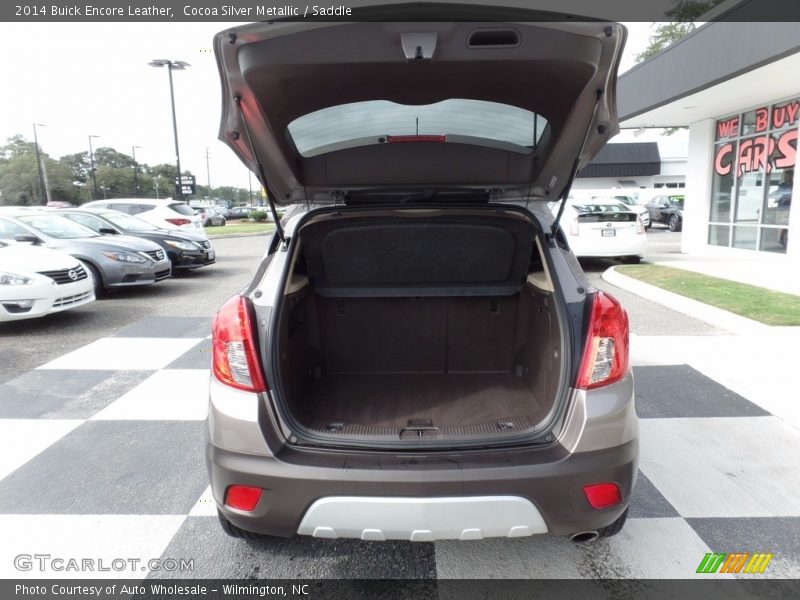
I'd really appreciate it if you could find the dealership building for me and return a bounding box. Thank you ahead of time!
[618,20,800,259]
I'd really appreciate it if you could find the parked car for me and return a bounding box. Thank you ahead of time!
[0,209,172,295]
[554,200,646,263]
[645,194,684,231]
[0,240,94,322]
[196,206,227,227]
[226,206,250,219]
[82,198,206,235]
[206,14,637,544]
[603,194,650,229]
[58,208,215,271]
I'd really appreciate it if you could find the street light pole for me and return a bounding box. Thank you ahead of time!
[88,134,100,200]
[132,145,142,197]
[32,123,47,205]
[149,59,189,201]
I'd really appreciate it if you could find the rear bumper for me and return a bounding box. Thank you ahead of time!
[208,438,638,539]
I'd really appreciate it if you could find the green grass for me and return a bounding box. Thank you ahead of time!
[205,221,275,237]
[617,264,800,326]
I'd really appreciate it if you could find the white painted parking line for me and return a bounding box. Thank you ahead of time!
[640,417,800,518]
[91,370,210,421]
[0,419,83,481]
[0,514,187,579]
[37,338,203,371]
[188,486,218,517]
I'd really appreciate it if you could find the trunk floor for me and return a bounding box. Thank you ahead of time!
[297,373,541,429]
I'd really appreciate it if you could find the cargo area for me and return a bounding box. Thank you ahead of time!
[271,209,565,443]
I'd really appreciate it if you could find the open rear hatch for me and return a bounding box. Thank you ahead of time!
[214,8,626,208]
[214,8,626,448]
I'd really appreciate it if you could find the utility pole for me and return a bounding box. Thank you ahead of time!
[148,59,189,201]
[32,124,47,205]
[205,147,211,198]
[132,145,142,197]
[88,134,100,200]
[248,170,253,205]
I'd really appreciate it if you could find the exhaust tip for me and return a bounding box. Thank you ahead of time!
[570,531,599,543]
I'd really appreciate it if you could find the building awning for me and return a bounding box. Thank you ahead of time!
[577,142,661,178]
[618,18,800,128]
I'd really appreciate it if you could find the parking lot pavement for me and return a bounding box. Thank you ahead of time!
[1,228,799,580]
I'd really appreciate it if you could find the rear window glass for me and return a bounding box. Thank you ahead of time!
[287,99,548,157]
[169,203,196,216]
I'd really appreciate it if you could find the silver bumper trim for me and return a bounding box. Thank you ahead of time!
[297,496,548,541]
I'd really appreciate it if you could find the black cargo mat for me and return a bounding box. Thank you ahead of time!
[297,373,542,430]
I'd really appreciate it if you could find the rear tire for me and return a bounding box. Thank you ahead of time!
[598,507,628,538]
[668,214,681,232]
[85,263,104,297]
[217,509,268,542]
[622,255,641,264]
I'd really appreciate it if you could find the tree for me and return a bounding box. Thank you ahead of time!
[59,152,91,183]
[94,147,135,169]
[635,22,697,63]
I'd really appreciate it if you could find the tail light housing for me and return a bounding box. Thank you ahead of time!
[575,291,629,390]
[583,483,622,509]
[166,218,191,226]
[636,216,645,234]
[225,485,263,511]
[212,295,267,392]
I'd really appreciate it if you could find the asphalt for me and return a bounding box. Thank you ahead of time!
[581,228,723,336]
[0,234,271,384]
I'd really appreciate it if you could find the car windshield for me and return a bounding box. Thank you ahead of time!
[573,203,630,214]
[169,203,196,216]
[287,99,549,157]
[101,212,158,231]
[17,215,100,239]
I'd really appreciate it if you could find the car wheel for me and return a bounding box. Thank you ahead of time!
[645,223,651,230]
[622,255,641,264]
[668,214,681,232]
[597,507,628,538]
[217,509,268,542]
[85,263,104,297]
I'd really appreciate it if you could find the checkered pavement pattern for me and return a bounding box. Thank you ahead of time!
[0,316,798,580]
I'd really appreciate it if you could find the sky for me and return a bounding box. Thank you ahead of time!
[0,21,664,189]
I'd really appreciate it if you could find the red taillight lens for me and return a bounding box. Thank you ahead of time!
[575,291,629,390]
[165,218,191,226]
[212,295,267,392]
[225,485,263,511]
[583,483,622,509]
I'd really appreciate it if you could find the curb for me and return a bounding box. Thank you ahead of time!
[602,266,769,335]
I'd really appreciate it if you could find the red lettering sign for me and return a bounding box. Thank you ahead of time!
[772,100,800,129]
[716,117,739,140]
[775,129,797,169]
[714,142,733,176]
[755,107,769,133]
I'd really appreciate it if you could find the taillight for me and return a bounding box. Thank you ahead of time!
[166,218,191,226]
[225,485,263,511]
[575,291,629,390]
[583,483,622,509]
[636,216,645,234]
[212,295,267,392]
[569,218,580,236]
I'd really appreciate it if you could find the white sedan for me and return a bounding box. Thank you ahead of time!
[0,241,95,322]
[553,199,647,263]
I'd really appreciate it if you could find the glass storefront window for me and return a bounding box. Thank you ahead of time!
[708,224,730,247]
[709,97,798,252]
